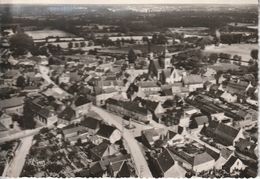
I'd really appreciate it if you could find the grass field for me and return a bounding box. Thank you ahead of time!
[25,29,75,40]
[203,43,258,62]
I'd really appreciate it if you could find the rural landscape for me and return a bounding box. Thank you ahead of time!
[0,1,258,178]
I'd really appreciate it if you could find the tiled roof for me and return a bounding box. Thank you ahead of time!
[90,141,110,158]
[106,98,149,115]
[214,123,240,146]
[155,148,175,173]
[183,75,203,85]
[96,124,117,139]
[81,117,100,130]
[193,152,214,166]
[222,156,239,172]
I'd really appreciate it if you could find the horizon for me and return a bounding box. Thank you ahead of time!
[0,0,258,5]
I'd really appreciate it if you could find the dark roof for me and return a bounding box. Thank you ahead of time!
[205,147,220,161]
[81,117,100,130]
[116,161,131,177]
[156,148,175,173]
[167,130,178,139]
[214,123,240,146]
[58,106,76,121]
[226,80,249,95]
[96,124,117,139]
[89,161,106,177]
[162,88,173,96]
[145,100,160,112]
[0,122,8,131]
[90,141,109,158]
[222,156,239,172]
[106,98,149,115]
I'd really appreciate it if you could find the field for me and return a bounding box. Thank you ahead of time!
[25,29,75,39]
[203,44,258,62]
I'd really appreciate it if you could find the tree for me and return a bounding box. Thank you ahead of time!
[209,53,218,64]
[68,42,73,48]
[23,100,36,129]
[250,49,258,60]
[80,41,86,47]
[56,36,60,42]
[128,48,137,64]
[74,43,79,48]
[9,32,34,55]
[16,76,26,88]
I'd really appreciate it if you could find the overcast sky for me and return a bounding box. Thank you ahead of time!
[1,0,258,4]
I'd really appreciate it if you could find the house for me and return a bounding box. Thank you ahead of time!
[58,73,70,84]
[88,161,107,177]
[222,156,245,174]
[110,160,132,177]
[106,154,133,177]
[81,116,101,135]
[151,148,186,177]
[62,126,87,139]
[166,130,184,146]
[183,75,204,92]
[160,68,182,84]
[0,113,12,129]
[0,97,24,115]
[138,81,161,93]
[214,123,244,146]
[58,106,76,124]
[220,91,238,103]
[235,138,257,159]
[106,98,152,124]
[215,148,234,169]
[73,96,92,118]
[96,124,121,144]
[141,128,161,148]
[25,95,58,125]
[90,141,118,161]
[133,97,165,115]
[87,87,119,106]
[192,152,215,173]
[189,115,209,133]
[168,147,215,174]
[67,133,89,145]
[225,80,250,96]
[203,67,217,77]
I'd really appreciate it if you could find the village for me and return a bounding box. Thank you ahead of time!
[0,3,258,178]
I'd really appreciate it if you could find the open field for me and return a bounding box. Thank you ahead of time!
[25,29,75,39]
[203,44,258,61]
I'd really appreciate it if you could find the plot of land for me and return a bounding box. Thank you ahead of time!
[25,29,75,39]
[203,44,258,62]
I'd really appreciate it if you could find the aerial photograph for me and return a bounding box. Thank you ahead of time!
[0,0,258,178]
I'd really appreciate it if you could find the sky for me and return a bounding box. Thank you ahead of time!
[0,0,258,4]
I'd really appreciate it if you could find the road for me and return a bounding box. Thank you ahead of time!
[91,106,153,177]
[38,65,71,97]
[5,135,33,177]
[38,64,155,177]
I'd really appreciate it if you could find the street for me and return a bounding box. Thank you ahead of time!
[4,135,33,177]
[91,106,153,177]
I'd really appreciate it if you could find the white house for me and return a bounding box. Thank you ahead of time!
[220,91,238,103]
[222,156,245,174]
